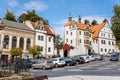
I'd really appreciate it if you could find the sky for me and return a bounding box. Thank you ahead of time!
[0,0,120,38]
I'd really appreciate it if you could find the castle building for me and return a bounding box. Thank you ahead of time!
[61,14,116,57]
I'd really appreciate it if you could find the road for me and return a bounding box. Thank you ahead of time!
[30,57,120,78]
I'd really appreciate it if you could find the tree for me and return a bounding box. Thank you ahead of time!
[54,35,63,55]
[28,45,42,58]
[10,47,23,56]
[84,19,90,25]
[111,5,120,49]
[18,10,49,25]
[91,20,98,26]
[4,9,16,21]
[18,13,26,23]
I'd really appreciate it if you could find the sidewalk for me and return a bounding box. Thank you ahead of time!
[49,75,120,80]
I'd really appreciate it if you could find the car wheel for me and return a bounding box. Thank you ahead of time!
[55,63,58,68]
[32,66,35,69]
[42,66,46,70]
[67,63,70,66]
[76,61,79,64]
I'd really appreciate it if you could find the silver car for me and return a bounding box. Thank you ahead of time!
[32,59,54,69]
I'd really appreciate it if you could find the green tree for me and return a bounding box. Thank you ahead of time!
[111,5,120,48]
[18,13,26,23]
[55,35,63,55]
[28,45,42,58]
[4,9,16,21]
[18,10,49,25]
[91,20,98,26]
[10,47,23,56]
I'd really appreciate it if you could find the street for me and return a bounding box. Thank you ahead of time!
[30,57,120,78]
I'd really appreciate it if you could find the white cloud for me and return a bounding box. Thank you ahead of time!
[8,0,19,7]
[22,1,48,11]
[53,15,111,38]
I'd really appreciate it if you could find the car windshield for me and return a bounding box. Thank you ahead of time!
[111,55,117,57]
[59,58,64,61]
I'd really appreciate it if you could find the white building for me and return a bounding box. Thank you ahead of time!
[61,15,116,57]
[25,21,55,58]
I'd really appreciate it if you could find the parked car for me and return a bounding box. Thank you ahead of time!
[79,54,90,63]
[110,54,119,61]
[73,56,85,64]
[64,58,76,66]
[91,53,103,60]
[32,59,54,69]
[50,57,66,68]
[88,55,96,61]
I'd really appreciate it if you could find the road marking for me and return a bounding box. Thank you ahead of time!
[67,69,82,71]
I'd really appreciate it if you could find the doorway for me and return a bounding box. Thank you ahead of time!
[64,50,68,57]
[88,49,91,55]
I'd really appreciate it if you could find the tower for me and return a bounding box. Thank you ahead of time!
[78,15,81,23]
[68,12,72,21]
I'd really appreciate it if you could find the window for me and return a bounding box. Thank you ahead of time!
[71,40,72,44]
[109,49,111,51]
[38,35,44,41]
[12,36,17,48]
[48,47,51,52]
[105,49,107,52]
[108,41,111,45]
[66,31,68,34]
[79,31,81,35]
[101,48,103,52]
[71,32,72,35]
[80,39,81,43]
[84,40,89,44]
[49,37,51,42]
[19,37,24,49]
[26,38,31,50]
[38,35,40,40]
[41,46,43,51]
[112,42,114,45]
[104,34,105,37]
[101,33,103,36]
[90,41,91,45]
[108,34,110,38]
[3,35,9,49]
[66,39,68,42]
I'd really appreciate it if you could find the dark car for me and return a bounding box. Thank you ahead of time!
[64,58,76,66]
[73,56,85,64]
[110,54,119,61]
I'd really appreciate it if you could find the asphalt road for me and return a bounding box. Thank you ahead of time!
[30,57,120,78]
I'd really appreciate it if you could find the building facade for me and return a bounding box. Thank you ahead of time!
[25,21,55,58]
[0,19,35,60]
[61,15,116,57]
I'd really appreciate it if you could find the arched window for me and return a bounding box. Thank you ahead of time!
[105,49,107,52]
[19,37,24,49]
[26,38,31,50]
[3,35,9,48]
[101,48,103,52]
[12,36,17,48]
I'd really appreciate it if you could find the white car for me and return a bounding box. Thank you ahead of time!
[79,54,90,63]
[50,57,66,68]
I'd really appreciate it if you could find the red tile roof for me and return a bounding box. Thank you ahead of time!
[65,21,87,30]
[76,22,87,30]
[65,21,72,26]
[30,21,54,35]
[44,25,54,35]
[90,23,106,39]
